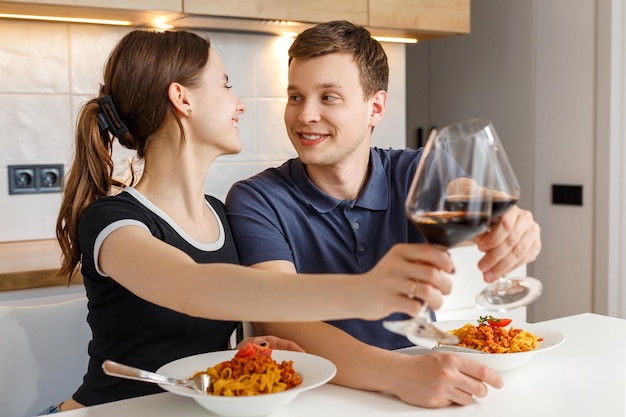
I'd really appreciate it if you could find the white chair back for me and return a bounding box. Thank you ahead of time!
[0,287,90,417]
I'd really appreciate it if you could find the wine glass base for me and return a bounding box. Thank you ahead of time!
[383,318,459,347]
[475,276,543,312]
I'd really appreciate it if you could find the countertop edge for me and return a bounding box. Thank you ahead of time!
[0,268,83,292]
[0,239,82,292]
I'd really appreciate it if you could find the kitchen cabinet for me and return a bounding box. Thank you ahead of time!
[1,0,181,12]
[0,0,469,39]
[184,0,468,39]
[369,0,470,39]
[0,0,183,26]
[184,0,368,26]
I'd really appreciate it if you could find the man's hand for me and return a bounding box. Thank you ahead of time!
[475,206,541,282]
[389,352,504,407]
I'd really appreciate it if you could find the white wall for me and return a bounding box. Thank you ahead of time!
[0,20,405,243]
[407,0,626,322]
[533,0,596,320]
[594,0,626,319]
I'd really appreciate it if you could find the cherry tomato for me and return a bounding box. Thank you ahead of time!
[478,315,512,327]
[235,342,273,358]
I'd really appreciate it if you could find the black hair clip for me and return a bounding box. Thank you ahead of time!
[97,95,129,139]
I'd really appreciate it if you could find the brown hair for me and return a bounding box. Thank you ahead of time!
[288,20,389,99]
[55,29,211,283]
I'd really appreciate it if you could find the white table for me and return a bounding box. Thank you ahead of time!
[59,313,626,417]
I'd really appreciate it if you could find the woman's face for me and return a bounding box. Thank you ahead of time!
[187,48,246,156]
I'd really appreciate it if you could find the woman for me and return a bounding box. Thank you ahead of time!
[49,29,453,412]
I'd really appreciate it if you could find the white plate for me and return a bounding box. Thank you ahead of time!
[157,350,336,417]
[396,320,564,372]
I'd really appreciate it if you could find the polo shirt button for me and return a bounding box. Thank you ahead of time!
[358,245,365,252]
[353,221,360,230]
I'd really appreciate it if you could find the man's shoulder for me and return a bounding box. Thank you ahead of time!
[235,162,290,187]
[228,160,295,202]
[371,146,420,159]
[371,146,422,169]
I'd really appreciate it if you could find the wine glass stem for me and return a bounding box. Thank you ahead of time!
[417,302,432,322]
[495,276,514,295]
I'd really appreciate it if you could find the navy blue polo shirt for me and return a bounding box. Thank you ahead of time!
[226,147,426,350]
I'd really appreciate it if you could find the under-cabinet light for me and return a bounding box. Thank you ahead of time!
[279,32,417,44]
[0,13,132,26]
[152,16,173,30]
[0,13,419,42]
[373,36,418,44]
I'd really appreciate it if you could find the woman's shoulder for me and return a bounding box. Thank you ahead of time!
[84,189,145,215]
[204,194,227,217]
[80,190,156,233]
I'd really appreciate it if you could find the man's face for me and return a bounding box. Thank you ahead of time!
[284,52,385,168]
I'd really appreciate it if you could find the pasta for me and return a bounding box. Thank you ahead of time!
[447,317,543,354]
[193,343,302,396]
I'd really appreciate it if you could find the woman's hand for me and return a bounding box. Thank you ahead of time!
[358,243,455,319]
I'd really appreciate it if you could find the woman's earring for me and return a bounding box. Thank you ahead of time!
[187,108,193,117]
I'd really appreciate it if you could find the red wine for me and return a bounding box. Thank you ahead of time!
[444,196,490,213]
[491,197,518,221]
[409,211,490,248]
[445,195,517,224]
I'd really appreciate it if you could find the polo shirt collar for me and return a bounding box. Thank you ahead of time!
[292,148,389,213]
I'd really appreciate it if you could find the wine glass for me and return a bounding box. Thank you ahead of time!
[472,119,543,311]
[383,125,494,347]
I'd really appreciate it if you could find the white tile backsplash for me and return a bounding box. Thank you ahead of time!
[0,21,69,93]
[372,98,406,149]
[0,94,74,166]
[209,31,259,97]
[254,98,297,161]
[0,20,405,242]
[68,25,132,95]
[256,36,292,98]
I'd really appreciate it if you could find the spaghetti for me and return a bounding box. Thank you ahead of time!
[193,343,302,396]
[448,316,542,354]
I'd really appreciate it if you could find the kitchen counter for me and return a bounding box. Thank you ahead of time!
[0,239,81,291]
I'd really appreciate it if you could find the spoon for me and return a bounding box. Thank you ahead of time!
[102,360,210,395]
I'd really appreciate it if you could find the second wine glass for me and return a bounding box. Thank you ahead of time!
[383,124,494,347]
[471,119,543,311]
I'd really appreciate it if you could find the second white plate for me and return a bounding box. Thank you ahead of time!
[396,320,564,372]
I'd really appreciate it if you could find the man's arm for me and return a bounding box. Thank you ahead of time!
[251,260,504,408]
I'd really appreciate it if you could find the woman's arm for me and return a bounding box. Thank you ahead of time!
[98,225,455,323]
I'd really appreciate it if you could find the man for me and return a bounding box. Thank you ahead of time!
[226,20,541,408]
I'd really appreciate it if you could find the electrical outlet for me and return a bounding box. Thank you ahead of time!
[8,164,64,195]
[38,164,64,192]
[8,166,36,194]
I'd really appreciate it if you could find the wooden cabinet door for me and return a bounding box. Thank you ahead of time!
[2,0,181,11]
[184,0,368,25]
[369,0,470,38]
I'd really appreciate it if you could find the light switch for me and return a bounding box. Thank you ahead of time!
[551,184,583,206]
